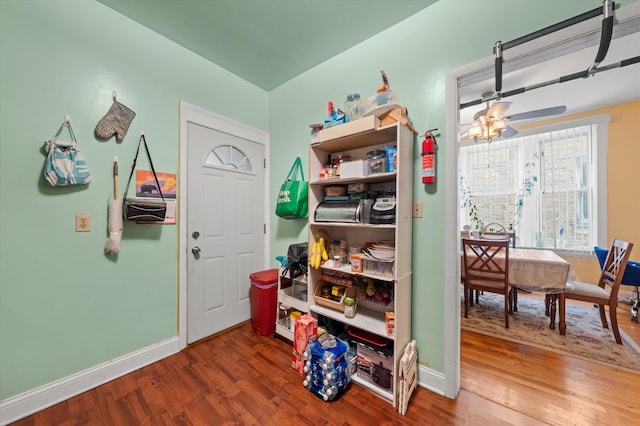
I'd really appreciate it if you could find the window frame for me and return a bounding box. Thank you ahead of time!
[204,144,255,175]
[459,114,609,254]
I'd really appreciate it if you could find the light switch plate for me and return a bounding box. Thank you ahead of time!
[412,202,423,218]
[76,214,91,232]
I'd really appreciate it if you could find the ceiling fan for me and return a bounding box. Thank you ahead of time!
[460,95,566,142]
[458,1,624,143]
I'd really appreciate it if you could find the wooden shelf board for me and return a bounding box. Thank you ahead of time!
[314,123,397,151]
[310,172,397,187]
[310,303,392,339]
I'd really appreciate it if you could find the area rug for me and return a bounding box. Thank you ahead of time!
[461,293,640,374]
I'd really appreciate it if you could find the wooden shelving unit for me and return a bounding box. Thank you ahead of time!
[306,120,414,406]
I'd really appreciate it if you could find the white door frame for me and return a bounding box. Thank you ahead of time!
[178,101,270,349]
[443,3,640,398]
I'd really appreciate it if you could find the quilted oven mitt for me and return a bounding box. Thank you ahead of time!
[95,100,136,141]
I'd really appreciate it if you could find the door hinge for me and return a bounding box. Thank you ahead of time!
[264,224,266,234]
[264,158,266,168]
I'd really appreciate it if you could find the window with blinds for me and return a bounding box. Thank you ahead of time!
[459,116,608,253]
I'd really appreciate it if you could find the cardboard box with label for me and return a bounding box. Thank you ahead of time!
[291,314,317,375]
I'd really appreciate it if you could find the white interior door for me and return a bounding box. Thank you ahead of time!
[186,119,265,344]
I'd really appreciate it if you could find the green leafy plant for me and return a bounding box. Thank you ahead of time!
[460,176,485,232]
[460,176,514,233]
[467,198,485,232]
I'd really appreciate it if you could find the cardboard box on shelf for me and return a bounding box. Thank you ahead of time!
[313,282,354,313]
[340,159,365,178]
[291,314,318,375]
[317,115,379,143]
[350,253,363,273]
[385,312,395,336]
[379,108,416,133]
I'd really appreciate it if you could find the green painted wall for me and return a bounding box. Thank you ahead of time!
[0,0,268,400]
[2,0,637,406]
[268,0,616,373]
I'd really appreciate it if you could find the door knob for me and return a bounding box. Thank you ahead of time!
[192,247,201,255]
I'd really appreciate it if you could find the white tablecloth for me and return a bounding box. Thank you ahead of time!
[462,248,571,294]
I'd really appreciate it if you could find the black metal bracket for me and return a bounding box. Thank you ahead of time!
[462,1,620,110]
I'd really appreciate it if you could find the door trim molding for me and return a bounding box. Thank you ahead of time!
[178,101,269,349]
[445,1,640,401]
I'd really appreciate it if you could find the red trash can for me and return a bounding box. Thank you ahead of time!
[249,268,279,336]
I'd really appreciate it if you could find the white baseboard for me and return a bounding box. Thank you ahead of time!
[416,364,446,397]
[0,337,180,425]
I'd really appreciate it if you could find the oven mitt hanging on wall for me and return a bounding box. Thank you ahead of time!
[95,100,136,141]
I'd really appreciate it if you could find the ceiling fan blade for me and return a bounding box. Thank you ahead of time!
[506,105,567,121]
[501,126,519,138]
[485,101,512,119]
[472,106,490,121]
[459,130,472,140]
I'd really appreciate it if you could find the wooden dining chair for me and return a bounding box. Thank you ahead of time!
[462,238,512,328]
[470,228,516,305]
[558,239,633,344]
[594,245,640,322]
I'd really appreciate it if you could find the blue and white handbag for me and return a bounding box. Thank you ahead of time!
[43,119,91,186]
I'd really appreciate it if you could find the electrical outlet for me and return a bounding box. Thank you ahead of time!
[412,202,423,218]
[75,214,91,232]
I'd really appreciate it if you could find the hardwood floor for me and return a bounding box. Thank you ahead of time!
[11,301,639,426]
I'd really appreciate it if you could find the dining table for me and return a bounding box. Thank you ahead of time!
[461,247,573,329]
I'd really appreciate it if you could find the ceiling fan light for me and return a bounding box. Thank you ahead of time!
[493,119,507,131]
[468,125,482,138]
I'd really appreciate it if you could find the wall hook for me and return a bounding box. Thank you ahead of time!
[64,114,71,126]
[139,130,144,137]
[112,90,117,101]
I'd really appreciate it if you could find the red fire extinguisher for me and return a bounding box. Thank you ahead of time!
[421,129,437,184]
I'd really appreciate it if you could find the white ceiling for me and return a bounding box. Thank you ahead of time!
[97,0,437,90]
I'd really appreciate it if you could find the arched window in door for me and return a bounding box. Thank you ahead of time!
[205,144,253,174]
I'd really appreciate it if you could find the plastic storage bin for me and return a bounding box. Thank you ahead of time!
[250,268,279,336]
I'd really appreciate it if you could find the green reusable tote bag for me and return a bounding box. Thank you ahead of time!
[276,156,308,219]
